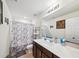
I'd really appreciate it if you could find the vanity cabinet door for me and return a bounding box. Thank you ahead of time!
[33,43,37,58]
[36,48,41,58]
[33,42,42,58]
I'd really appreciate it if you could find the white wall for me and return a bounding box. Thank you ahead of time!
[42,10,79,40]
[0,0,12,57]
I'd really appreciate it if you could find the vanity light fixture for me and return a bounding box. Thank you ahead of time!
[47,3,59,13]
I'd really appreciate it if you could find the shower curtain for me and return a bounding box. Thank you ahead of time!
[9,21,34,57]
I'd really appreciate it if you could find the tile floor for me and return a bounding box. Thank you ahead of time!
[19,49,34,58]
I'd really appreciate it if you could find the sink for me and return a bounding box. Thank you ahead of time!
[44,37,53,43]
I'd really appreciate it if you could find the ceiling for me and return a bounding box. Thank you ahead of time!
[40,0,79,20]
[6,0,57,18]
[42,1,79,20]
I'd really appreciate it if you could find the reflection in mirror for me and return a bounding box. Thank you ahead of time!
[65,17,79,44]
[41,25,52,38]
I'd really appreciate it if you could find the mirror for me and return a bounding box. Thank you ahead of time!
[41,25,52,38]
[65,17,79,44]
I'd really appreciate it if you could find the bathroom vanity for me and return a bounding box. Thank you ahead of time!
[33,39,79,58]
[33,41,59,58]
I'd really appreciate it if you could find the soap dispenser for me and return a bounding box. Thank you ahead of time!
[60,37,65,45]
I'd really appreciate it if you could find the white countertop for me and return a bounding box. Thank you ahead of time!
[34,39,79,58]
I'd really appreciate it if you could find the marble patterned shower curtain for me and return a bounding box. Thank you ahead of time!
[9,21,34,57]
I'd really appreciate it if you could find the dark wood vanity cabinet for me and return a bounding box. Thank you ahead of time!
[33,41,59,58]
[33,43,37,58]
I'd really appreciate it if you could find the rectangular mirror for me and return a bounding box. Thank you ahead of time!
[65,17,79,44]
